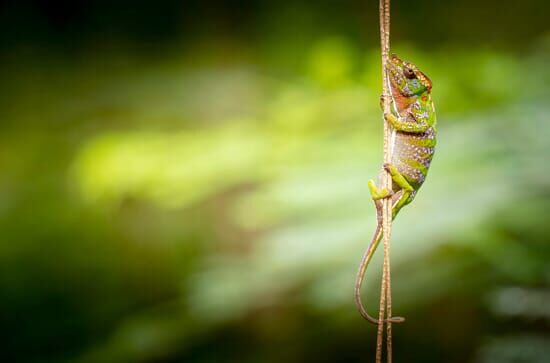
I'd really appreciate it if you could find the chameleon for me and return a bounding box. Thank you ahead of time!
[354,54,437,324]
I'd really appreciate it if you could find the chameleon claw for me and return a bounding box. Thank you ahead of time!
[380,95,393,111]
[379,95,386,110]
[368,180,394,200]
[383,163,394,176]
[383,163,400,177]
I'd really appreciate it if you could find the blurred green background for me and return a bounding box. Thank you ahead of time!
[1,1,549,362]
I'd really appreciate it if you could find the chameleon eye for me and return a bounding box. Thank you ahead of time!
[403,68,416,79]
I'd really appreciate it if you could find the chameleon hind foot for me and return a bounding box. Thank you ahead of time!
[368,180,394,201]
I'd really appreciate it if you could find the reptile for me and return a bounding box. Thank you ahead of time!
[355,54,437,324]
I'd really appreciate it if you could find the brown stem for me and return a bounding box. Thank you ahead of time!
[376,0,393,362]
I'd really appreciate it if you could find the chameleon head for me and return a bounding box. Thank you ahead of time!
[386,54,432,97]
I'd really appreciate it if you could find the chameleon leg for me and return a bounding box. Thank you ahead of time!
[383,163,415,218]
[369,163,414,217]
[384,112,430,133]
[391,190,411,219]
[384,163,414,192]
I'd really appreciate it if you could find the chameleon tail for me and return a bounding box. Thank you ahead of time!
[354,224,383,324]
[354,223,405,324]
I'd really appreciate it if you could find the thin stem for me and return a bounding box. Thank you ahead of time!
[385,247,393,363]
[376,263,387,363]
[376,0,393,362]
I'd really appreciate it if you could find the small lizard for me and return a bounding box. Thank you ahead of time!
[355,54,437,324]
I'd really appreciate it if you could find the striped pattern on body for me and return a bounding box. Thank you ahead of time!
[392,125,436,192]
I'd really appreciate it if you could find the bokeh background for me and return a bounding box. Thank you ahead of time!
[1,1,550,362]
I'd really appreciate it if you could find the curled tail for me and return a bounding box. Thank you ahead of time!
[354,224,405,324]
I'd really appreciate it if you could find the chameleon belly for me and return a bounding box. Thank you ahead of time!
[392,126,436,191]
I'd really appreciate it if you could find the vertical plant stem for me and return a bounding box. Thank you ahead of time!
[376,0,393,362]
[376,267,386,363]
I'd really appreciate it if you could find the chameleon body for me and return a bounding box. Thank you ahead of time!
[355,54,437,324]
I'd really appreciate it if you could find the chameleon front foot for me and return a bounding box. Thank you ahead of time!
[379,95,392,110]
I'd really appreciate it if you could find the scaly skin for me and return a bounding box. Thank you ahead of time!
[355,54,437,324]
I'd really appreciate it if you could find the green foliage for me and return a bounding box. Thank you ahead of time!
[1,31,550,363]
